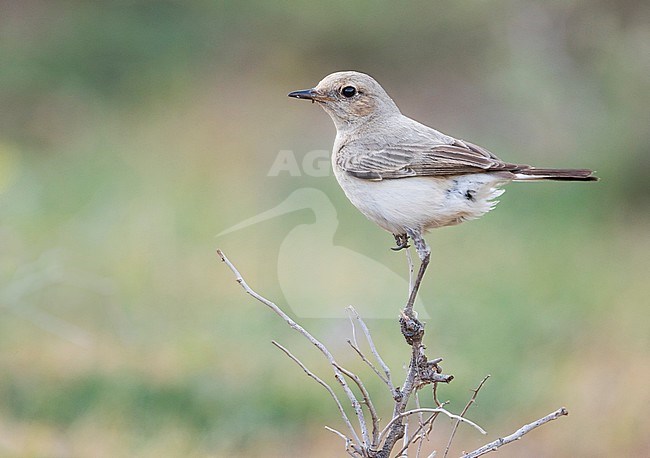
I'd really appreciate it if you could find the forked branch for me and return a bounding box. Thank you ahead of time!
[218,248,568,457]
[443,375,491,458]
[271,340,362,451]
[217,249,371,450]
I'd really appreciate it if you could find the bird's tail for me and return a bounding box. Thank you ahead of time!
[513,167,598,182]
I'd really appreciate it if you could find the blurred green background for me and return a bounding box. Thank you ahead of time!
[1,1,648,457]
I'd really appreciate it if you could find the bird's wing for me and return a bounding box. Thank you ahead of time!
[337,138,523,180]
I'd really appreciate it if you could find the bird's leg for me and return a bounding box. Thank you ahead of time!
[399,231,450,405]
[404,230,430,319]
[391,233,410,251]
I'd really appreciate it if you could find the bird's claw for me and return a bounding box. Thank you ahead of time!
[391,234,410,251]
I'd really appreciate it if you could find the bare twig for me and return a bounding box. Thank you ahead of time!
[393,407,446,457]
[324,426,360,458]
[218,250,369,448]
[348,312,359,349]
[414,392,425,458]
[346,306,395,393]
[271,341,362,449]
[346,310,391,392]
[379,407,487,445]
[334,362,380,446]
[347,339,391,387]
[443,375,490,458]
[432,382,444,408]
[325,425,350,442]
[461,407,569,458]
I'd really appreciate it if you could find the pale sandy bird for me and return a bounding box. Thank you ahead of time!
[288,71,597,314]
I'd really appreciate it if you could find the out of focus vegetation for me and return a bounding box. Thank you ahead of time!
[1,1,648,457]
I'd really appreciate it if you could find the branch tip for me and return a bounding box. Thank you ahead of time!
[461,407,569,458]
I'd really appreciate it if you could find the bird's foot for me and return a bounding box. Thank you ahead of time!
[391,233,410,251]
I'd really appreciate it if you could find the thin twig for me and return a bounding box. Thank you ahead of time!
[393,408,446,457]
[346,306,395,393]
[433,383,444,408]
[348,311,359,349]
[425,400,449,439]
[395,387,448,457]
[346,310,392,393]
[443,375,490,458]
[324,426,361,457]
[414,391,425,458]
[218,250,369,448]
[324,425,350,442]
[379,408,487,445]
[334,362,380,446]
[461,407,569,458]
[272,341,361,448]
[347,339,391,387]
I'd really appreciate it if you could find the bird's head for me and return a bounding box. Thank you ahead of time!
[288,71,400,131]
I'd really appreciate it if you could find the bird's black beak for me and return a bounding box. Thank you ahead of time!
[288,88,317,102]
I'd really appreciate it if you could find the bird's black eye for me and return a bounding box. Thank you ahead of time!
[341,86,357,98]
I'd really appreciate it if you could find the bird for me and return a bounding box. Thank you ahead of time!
[288,71,597,316]
[217,188,426,318]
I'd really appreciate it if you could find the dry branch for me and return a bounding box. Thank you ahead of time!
[443,375,491,458]
[461,407,569,458]
[379,408,486,444]
[334,361,380,446]
[324,426,360,458]
[217,250,369,450]
[347,306,395,393]
[347,339,391,388]
[271,340,362,449]
[218,248,569,457]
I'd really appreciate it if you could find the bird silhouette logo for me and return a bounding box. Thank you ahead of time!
[218,188,428,319]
